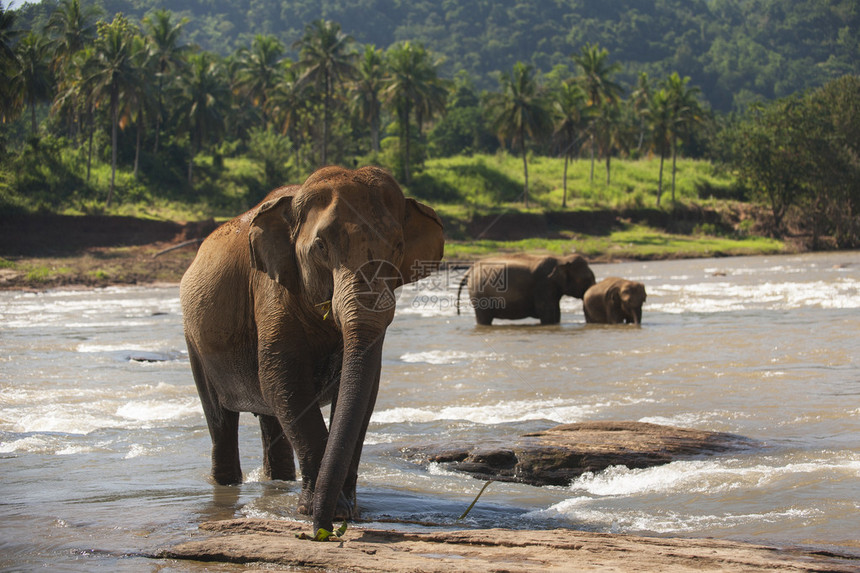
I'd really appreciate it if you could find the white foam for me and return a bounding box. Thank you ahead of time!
[76,342,164,353]
[371,398,597,425]
[648,277,860,314]
[565,456,860,498]
[533,502,819,534]
[0,435,98,455]
[115,399,203,423]
[124,443,163,459]
[399,350,496,365]
[9,405,117,435]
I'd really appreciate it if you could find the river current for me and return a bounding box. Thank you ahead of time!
[1,252,859,570]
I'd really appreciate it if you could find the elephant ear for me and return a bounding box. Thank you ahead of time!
[607,283,622,306]
[248,195,300,293]
[400,198,444,285]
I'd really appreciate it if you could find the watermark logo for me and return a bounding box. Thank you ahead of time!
[352,260,512,313]
[405,260,509,313]
[355,259,402,312]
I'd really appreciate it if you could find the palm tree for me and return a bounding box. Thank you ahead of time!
[45,0,101,70]
[662,72,705,203]
[630,72,652,154]
[572,43,623,183]
[44,0,101,140]
[15,32,54,134]
[382,41,447,184]
[267,64,311,175]
[235,34,285,129]
[487,62,552,208]
[352,44,385,154]
[142,9,189,153]
[83,15,142,206]
[54,46,98,180]
[176,52,229,183]
[126,34,154,178]
[646,89,673,206]
[593,100,632,185]
[0,6,18,63]
[0,7,23,125]
[553,81,589,207]
[294,20,356,166]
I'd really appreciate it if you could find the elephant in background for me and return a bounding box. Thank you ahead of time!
[583,277,647,324]
[180,166,444,537]
[456,254,595,325]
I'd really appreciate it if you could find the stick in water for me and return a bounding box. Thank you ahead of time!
[458,480,495,521]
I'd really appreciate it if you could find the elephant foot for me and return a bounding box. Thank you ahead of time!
[296,489,357,520]
[334,491,357,520]
[212,469,243,486]
[297,487,314,515]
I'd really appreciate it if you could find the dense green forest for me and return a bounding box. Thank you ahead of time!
[1,0,858,249]
[10,0,859,112]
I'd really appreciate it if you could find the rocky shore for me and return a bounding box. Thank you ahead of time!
[153,422,860,571]
[157,518,860,572]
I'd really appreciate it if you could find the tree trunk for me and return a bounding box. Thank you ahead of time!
[589,133,595,183]
[134,115,142,179]
[562,154,569,208]
[30,98,37,135]
[86,110,94,183]
[107,91,118,208]
[402,104,412,185]
[521,126,529,208]
[671,138,677,204]
[322,73,331,165]
[371,110,380,153]
[606,154,611,185]
[188,133,197,184]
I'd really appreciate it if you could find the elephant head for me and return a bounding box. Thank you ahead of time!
[611,280,646,324]
[549,254,596,299]
[247,166,443,534]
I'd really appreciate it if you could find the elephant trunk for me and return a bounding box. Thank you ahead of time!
[312,271,394,534]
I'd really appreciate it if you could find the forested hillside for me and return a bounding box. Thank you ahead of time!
[14,0,859,111]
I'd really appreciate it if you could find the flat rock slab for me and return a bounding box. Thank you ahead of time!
[157,518,860,572]
[403,421,757,486]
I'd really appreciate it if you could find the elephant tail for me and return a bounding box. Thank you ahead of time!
[456,270,470,316]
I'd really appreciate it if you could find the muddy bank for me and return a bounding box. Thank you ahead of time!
[156,518,860,572]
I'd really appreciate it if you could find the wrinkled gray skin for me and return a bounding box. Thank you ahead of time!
[456,254,595,325]
[180,166,444,535]
[583,277,647,324]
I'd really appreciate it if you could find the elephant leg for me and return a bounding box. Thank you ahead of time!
[535,298,561,325]
[260,364,329,516]
[188,343,243,485]
[474,306,494,325]
[258,414,296,481]
[209,409,243,485]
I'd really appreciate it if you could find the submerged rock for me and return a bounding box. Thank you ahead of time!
[403,421,757,486]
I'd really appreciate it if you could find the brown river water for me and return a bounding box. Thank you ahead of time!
[1,251,859,570]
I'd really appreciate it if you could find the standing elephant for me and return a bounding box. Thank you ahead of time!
[180,166,444,538]
[583,277,647,324]
[456,254,595,325]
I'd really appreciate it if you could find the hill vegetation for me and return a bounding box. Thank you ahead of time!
[12,0,859,112]
[1,0,858,258]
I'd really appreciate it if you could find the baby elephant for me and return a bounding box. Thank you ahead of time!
[583,277,647,324]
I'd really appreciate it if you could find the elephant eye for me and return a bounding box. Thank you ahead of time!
[312,237,328,256]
